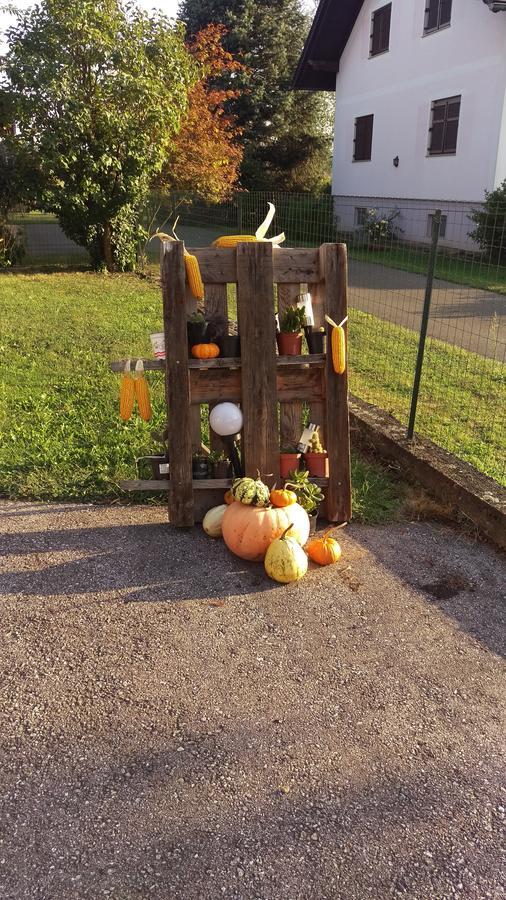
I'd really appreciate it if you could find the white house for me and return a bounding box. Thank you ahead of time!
[293,0,506,247]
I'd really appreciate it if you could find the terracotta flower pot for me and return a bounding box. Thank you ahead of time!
[280,452,301,479]
[304,453,329,478]
[277,332,302,356]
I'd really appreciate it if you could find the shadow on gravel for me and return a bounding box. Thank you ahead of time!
[0,522,279,603]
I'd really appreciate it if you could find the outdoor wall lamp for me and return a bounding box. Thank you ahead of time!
[393,156,399,167]
[209,402,244,477]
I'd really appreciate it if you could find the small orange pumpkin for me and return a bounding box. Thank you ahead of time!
[224,489,234,505]
[191,343,220,359]
[270,488,297,508]
[307,531,342,566]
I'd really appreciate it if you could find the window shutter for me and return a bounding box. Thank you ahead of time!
[425,0,439,31]
[354,115,374,161]
[370,4,391,56]
[440,0,452,27]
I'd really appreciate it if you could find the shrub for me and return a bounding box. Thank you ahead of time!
[468,181,506,264]
[0,221,24,269]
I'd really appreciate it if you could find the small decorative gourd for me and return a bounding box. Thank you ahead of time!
[232,474,270,507]
[306,532,342,566]
[191,343,220,359]
[224,489,234,505]
[270,488,297,508]
[264,525,308,583]
[202,504,227,538]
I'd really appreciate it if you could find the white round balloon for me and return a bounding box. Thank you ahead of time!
[209,402,243,436]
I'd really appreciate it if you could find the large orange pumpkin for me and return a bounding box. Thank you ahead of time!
[221,501,310,561]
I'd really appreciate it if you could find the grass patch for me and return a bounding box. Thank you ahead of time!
[349,245,506,295]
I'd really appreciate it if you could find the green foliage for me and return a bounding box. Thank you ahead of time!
[469,181,506,264]
[285,469,323,514]
[1,0,196,271]
[279,304,305,333]
[0,220,24,268]
[360,207,402,246]
[307,428,325,454]
[180,0,332,191]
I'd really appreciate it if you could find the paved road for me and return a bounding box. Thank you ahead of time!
[1,501,504,899]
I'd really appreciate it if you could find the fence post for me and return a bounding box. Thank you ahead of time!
[407,209,441,440]
[237,193,243,233]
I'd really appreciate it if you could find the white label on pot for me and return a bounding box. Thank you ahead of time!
[159,463,169,475]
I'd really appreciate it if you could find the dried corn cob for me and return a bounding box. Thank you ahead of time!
[119,359,135,421]
[213,234,258,248]
[331,325,346,375]
[134,359,152,421]
[184,250,205,300]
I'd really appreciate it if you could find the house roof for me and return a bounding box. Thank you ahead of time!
[292,0,364,91]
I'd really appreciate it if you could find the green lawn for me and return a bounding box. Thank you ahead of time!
[349,245,506,295]
[0,270,402,521]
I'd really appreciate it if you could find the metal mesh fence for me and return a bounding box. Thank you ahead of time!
[8,193,506,487]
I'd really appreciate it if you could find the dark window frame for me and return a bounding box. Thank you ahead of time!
[355,207,367,226]
[353,114,374,162]
[370,3,392,57]
[424,0,452,34]
[427,95,460,156]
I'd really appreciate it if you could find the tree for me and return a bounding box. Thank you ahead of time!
[180,0,332,192]
[159,25,243,202]
[0,0,196,270]
[469,181,506,265]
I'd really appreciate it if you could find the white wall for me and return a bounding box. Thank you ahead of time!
[332,0,506,203]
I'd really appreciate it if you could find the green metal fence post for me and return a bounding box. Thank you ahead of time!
[237,193,243,233]
[407,209,442,440]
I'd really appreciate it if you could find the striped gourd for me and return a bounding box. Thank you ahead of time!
[119,360,135,421]
[134,359,152,422]
[213,235,258,248]
[232,475,270,507]
[184,251,204,300]
[331,325,346,375]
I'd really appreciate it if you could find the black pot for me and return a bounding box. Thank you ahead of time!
[213,459,231,479]
[192,456,209,479]
[304,326,326,354]
[150,454,169,480]
[219,335,241,357]
[187,321,207,349]
[308,512,318,534]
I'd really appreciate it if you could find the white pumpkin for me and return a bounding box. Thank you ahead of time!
[202,504,227,538]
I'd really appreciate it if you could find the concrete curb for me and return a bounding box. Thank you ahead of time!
[349,396,506,551]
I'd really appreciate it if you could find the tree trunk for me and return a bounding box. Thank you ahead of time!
[101,222,115,272]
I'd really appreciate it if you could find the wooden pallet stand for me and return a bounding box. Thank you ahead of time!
[112,240,351,528]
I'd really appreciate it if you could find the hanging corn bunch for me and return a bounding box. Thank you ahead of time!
[184,251,204,300]
[119,359,135,421]
[134,359,152,422]
[325,315,348,375]
[212,202,285,248]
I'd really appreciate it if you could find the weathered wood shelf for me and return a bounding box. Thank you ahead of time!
[120,477,329,492]
[110,354,325,373]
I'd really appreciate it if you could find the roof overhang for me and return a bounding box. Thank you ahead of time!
[292,0,364,91]
[482,0,506,11]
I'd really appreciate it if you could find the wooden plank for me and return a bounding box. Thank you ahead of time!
[184,281,204,452]
[190,365,323,404]
[278,283,303,447]
[322,243,352,523]
[188,247,322,285]
[162,242,194,527]
[110,354,324,373]
[204,283,229,451]
[120,477,328,492]
[237,243,279,481]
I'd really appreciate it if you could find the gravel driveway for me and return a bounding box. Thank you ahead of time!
[0,501,504,900]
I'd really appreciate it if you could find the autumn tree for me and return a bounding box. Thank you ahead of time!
[159,25,243,202]
[180,0,332,192]
[0,0,196,271]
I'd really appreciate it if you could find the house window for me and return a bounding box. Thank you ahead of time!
[427,213,447,237]
[370,4,391,56]
[428,96,460,155]
[353,115,374,161]
[355,207,367,226]
[424,0,452,33]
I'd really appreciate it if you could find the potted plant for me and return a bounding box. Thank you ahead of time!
[303,428,328,477]
[285,470,324,534]
[280,443,301,479]
[187,311,207,349]
[219,332,241,358]
[276,305,306,356]
[304,324,326,354]
[139,427,169,479]
[192,450,209,479]
[209,450,231,479]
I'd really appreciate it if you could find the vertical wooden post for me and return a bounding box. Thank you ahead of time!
[308,277,326,446]
[322,243,352,523]
[162,242,194,527]
[237,243,279,481]
[278,283,303,447]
